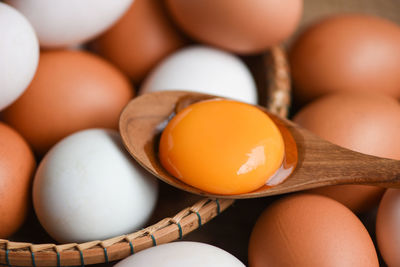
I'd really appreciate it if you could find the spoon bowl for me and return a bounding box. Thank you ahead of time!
[119,91,400,199]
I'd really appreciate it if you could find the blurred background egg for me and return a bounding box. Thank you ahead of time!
[290,14,400,105]
[114,241,245,267]
[33,129,158,243]
[0,122,36,238]
[5,0,133,48]
[91,0,187,83]
[0,2,38,111]
[140,46,257,104]
[376,189,400,267]
[293,93,400,213]
[165,0,303,54]
[248,194,379,267]
[1,50,134,156]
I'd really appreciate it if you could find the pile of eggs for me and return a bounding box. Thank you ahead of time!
[2,0,400,266]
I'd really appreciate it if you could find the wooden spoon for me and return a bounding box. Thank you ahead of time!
[119,91,400,199]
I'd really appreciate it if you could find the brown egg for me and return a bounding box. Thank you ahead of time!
[293,93,400,213]
[1,50,134,156]
[375,189,400,267]
[165,0,302,54]
[0,122,36,238]
[248,194,379,267]
[290,14,400,105]
[91,0,187,83]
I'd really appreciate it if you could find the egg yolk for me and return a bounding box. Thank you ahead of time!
[159,99,285,195]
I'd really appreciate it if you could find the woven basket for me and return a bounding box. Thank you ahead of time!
[0,46,290,267]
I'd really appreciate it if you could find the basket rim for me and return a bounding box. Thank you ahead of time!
[0,45,291,267]
[0,198,233,266]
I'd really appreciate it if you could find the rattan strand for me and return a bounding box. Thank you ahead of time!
[0,198,233,266]
[265,46,291,118]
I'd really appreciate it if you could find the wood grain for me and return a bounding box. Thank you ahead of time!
[120,90,400,199]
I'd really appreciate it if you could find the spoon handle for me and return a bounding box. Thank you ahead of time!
[285,121,400,189]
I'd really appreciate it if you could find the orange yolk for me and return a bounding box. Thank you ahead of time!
[159,99,285,195]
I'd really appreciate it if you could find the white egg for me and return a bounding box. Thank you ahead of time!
[114,242,245,267]
[140,46,257,104]
[33,129,158,243]
[0,2,38,111]
[5,0,134,48]
[376,189,400,267]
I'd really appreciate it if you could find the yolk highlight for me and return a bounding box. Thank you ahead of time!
[159,99,285,195]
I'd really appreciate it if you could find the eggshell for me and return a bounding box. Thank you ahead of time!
[92,0,187,82]
[114,242,245,267]
[165,0,302,54]
[0,122,36,238]
[376,189,400,267]
[290,14,400,104]
[0,2,38,111]
[248,194,379,267]
[140,46,257,104]
[5,0,133,48]
[33,129,158,243]
[1,50,134,156]
[293,93,400,213]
